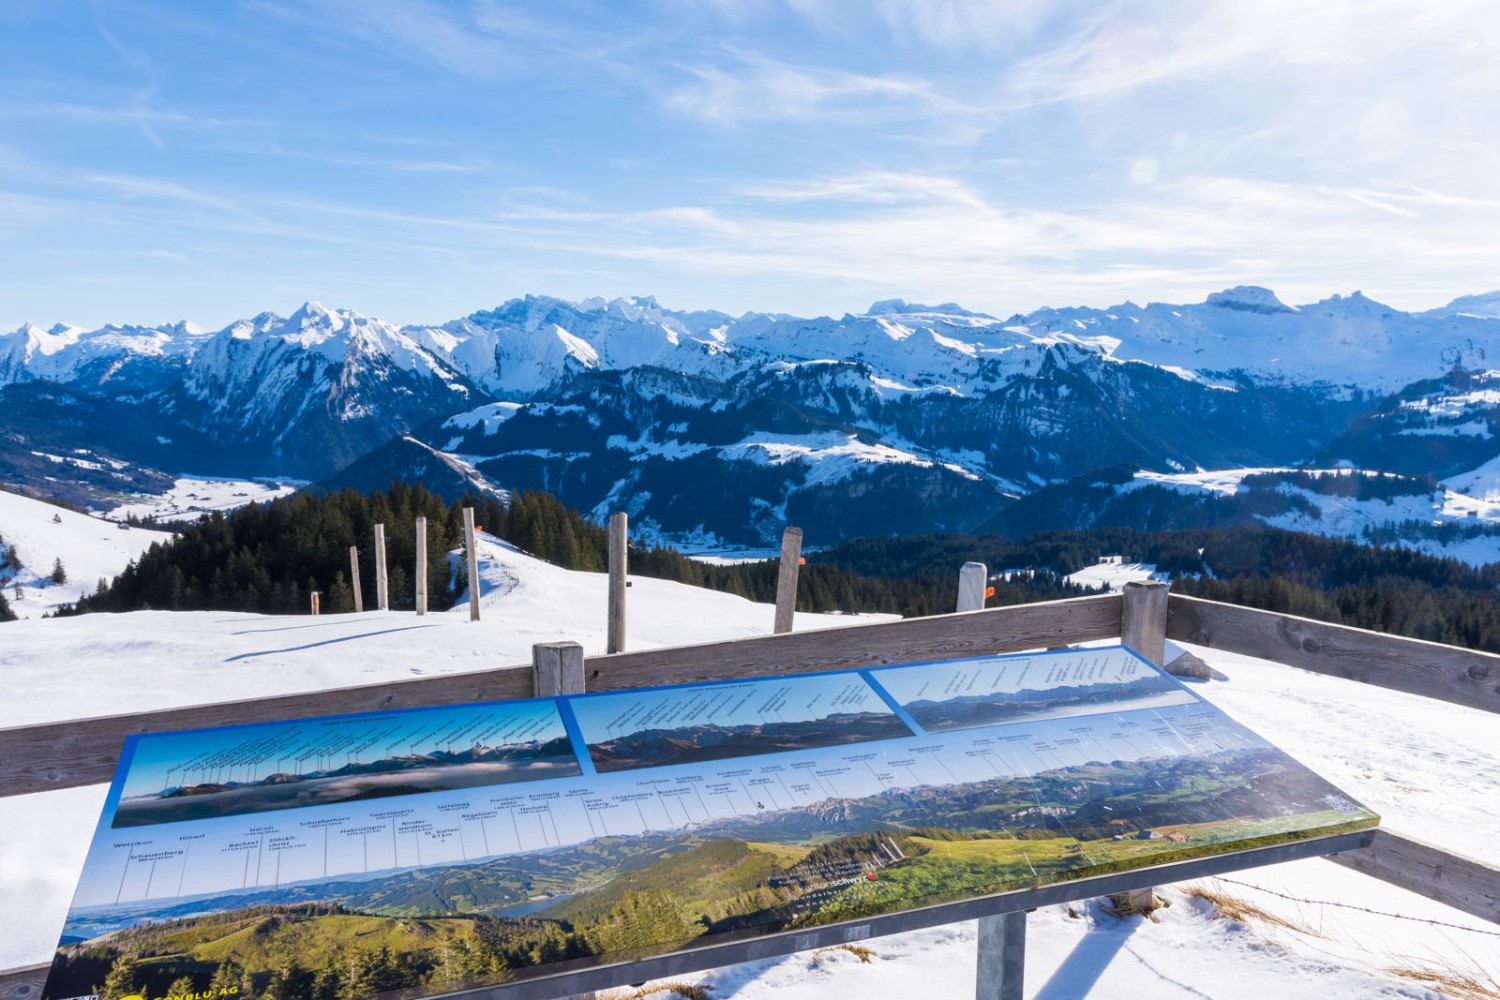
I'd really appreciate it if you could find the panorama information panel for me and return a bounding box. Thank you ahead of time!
[44,646,1377,1000]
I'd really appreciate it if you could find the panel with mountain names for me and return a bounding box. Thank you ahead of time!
[43,646,1376,1000]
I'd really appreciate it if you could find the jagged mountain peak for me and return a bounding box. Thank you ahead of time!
[1307,289,1397,315]
[575,293,661,317]
[7,322,47,341]
[1426,290,1500,320]
[287,300,342,327]
[864,298,992,319]
[1204,286,1294,314]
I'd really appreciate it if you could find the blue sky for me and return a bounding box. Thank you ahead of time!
[3,1,1497,329]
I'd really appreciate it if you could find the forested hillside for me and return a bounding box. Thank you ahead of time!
[817,526,1500,652]
[59,487,1500,654]
[62,486,1096,619]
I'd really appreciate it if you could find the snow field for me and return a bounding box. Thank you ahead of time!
[105,475,301,522]
[0,488,173,616]
[1,490,1496,997]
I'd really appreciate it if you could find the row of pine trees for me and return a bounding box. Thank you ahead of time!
[62,484,1100,619]
[48,483,1500,655]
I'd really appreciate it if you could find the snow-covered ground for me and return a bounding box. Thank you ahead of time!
[106,474,301,521]
[1130,468,1500,566]
[0,488,172,616]
[1,514,1496,997]
[1063,556,1163,592]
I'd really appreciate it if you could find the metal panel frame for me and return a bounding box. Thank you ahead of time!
[432,829,1375,1000]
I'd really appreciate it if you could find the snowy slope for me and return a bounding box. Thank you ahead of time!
[105,475,301,521]
[1019,287,1496,391]
[0,533,894,971]
[1150,468,1500,560]
[1002,467,1500,566]
[0,320,205,391]
[10,287,1500,539]
[0,489,172,616]
[2,533,1497,996]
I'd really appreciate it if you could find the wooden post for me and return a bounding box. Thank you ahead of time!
[957,561,988,613]
[773,526,803,635]
[1121,580,1169,666]
[529,640,596,1000]
[532,642,586,697]
[975,910,1025,1000]
[414,516,428,616]
[374,523,389,612]
[607,512,628,654]
[349,545,364,613]
[463,507,481,622]
[309,591,320,616]
[1112,579,1171,918]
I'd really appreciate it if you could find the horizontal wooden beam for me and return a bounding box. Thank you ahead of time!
[1166,594,1500,714]
[0,963,45,1000]
[0,595,1124,799]
[0,664,535,799]
[1329,829,1500,925]
[586,593,1123,693]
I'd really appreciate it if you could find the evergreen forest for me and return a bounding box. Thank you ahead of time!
[55,485,1500,655]
[63,485,1096,620]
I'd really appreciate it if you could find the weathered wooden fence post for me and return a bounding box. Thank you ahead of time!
[463,507,481,622]
[957,561,988,613]
[309,591,320,616]
[349,545,364,613]
[969,555,1022,997]
[608,512,627,654]
[1108,578,1173,919]
[773,526,803,634]
[964,558,1027,997]
[1121,580,1168,666]
[414,516,428,616]
[374,523,389,612]
[530,641,596,1000]
[532,642,586,698]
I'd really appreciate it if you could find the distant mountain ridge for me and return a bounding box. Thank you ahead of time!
[6,287,1500,547]
[586,711,913,772]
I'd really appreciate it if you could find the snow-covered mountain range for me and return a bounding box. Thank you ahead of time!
[6,287,1500,548]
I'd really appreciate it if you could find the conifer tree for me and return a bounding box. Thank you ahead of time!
[98,956,140,1000]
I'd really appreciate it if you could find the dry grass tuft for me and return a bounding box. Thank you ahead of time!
[1182,885,1318,936]
[1388,964,1500,1000]
[811,943,877,966]
[1103,887,1170,921]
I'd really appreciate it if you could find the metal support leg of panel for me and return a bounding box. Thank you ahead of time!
[976,910,1026,1000]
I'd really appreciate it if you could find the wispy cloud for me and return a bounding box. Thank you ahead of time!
[4,0,1499,327]
[0,102,263,132]
[474,168,1500,313]
[1005,0,1497,108]
[665,48,969,124]
[740,171,988,209]
[872,0,1054,51]
[249,0,520,79]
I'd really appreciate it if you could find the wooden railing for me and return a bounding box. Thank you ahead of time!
[2,586,1497,1000]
